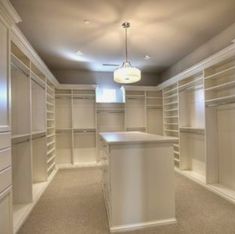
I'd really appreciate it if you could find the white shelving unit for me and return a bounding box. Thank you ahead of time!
[72,90,96,166]
[125,91,146,132]
[205,57,235,200]
[55,89,97,167]
[46,80,56,176]
[178,72,206,182]
[146,91,163,134]
[96,103,125,162]
[163,83,180,167]
[10,42,57,232]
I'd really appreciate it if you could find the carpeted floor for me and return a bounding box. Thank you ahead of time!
[18,168,235,234]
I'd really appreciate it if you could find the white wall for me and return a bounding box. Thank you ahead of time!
[160,22,235,81]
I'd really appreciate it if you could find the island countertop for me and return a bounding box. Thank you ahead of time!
[99,131,177,145]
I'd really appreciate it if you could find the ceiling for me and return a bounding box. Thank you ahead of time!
[10,0,235,74]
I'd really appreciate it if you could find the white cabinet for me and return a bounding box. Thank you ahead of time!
[0,18,12,234]
[0,189,12,234]
[0,18,9,132]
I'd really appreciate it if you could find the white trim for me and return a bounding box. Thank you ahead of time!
[0,0,21,27]
[56,162,101,170]
[110,218,177,233]
[10,25,59,87]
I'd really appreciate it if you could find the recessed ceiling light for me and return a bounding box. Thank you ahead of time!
[144,55,151,60]
[83,19,91,25]
[76,50,83,56]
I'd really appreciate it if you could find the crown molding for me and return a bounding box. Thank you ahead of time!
[0,0,21,27]
[11,25,59,87]
[157,41,235,90]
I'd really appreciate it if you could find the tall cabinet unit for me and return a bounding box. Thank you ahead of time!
[163,84,180,167]
[125,90,146,132]
[146,90,163,134]
[72,90,96,165]
[55,90,73,165]
[159,43,235,204]
[10,41,57,232]
[46,80,56,177]
[178,73,206,182]
[0,11,13,234]
[55,88,97,167]
[204,56,235,198]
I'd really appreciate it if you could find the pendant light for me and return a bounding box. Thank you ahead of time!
[114,22,141,84]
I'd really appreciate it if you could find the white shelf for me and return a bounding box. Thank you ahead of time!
[47,141,55,147]
[12,133,30,140]
[164,109,178,112]
[205,80,235,92]
[180,127,205,134]
[164,93,177,99]
[163,87,178,95]
[164,123,178,126]
[47,162,56,173]
[205,65,235,80]
[164,101,178,106]
[179,77,203,91]
[206,94,235,106]
[164,116,178,119]
[165,129,178,133]
[47,148,55,156]
[47,154,56,164]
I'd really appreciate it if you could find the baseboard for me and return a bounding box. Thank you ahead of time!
[56,162,101,169]
[175,168,235,205]
[110,218,177,233]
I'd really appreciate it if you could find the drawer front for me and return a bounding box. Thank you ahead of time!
[0,148,11,171]
[0,168,11,193]
[0,132,10,149]
[0,189,12,234]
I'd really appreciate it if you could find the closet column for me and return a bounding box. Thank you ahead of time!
[0,15,13,234]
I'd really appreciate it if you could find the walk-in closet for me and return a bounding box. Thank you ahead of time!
[1,0,235,233]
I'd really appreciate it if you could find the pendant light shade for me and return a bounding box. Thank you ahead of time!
[114,62,141,84]
[113,22,141,84]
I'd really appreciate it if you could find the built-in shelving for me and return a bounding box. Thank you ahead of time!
[146,91,163,134]
[163,83,180,167]
[178,72,206,180]
[10,42,57,232]
[205,56,235,203]
[46,80,56,176]
[125,91,146,131]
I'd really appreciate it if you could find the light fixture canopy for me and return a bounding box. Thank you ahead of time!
[114,22,141,84]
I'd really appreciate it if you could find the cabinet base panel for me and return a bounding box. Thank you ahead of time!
[110,218,177,233]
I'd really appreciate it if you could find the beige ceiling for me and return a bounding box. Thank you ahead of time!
[10,0,235,73]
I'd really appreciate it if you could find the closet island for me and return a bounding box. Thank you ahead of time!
[99,131,177,232]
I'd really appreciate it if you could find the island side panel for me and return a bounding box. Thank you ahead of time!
[110,143,175,229]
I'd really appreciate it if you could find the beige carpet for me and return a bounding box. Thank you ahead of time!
[18,168,235,234]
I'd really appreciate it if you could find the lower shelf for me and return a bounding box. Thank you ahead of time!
[176,168,235,205]
[13,169,57,233]
[209,184,235,204]
[175,168,206,184]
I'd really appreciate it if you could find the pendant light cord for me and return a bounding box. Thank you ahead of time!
[125,26,128,62]
[122,22,130,63]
